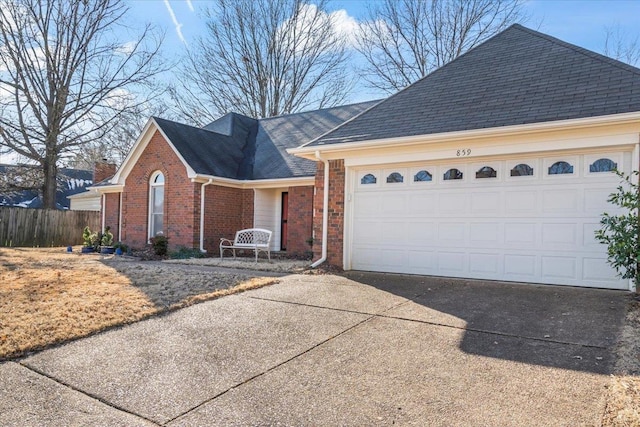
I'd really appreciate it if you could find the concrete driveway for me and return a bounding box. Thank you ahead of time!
[0,272,628,426]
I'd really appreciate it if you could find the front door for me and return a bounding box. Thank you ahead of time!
[281,192,289,251]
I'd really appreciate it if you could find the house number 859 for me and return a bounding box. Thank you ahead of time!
[456,149,471,157]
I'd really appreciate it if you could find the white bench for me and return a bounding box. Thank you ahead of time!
[220,228,272,262]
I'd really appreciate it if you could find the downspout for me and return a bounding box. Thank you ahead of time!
[118,192,123,242]
[200,179,214,253]
[311,151,329,268]
[101,194,106,232]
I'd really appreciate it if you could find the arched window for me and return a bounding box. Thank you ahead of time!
[443,168,463,180]
[548,161,573,175]
[414,170,432,182]
[476,166,497,179]
[386,172,404,183]
[361,173,377,184]
[589,158,617,173]
[510,163,533,177]
[149,171,164,238]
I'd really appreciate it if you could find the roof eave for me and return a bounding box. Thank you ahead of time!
[191,174,314,189]
[288,112,640,160]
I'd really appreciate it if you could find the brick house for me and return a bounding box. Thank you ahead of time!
[95,24,640,290]
[92,101,377,257]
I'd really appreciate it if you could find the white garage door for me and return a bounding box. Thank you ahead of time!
[349,152,629,289]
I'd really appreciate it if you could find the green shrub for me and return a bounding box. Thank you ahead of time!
[595,170,640,291]
[150,235,169,256]
[170,247,205,259]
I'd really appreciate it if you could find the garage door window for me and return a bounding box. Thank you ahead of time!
[414,170,432,182]
[444,168,463,180]
[589,158,617,173]
[548,161,573,175]
[361,173,377,184]
[386,172,404,183]
[476,166,497,179]
[510,163,533,176]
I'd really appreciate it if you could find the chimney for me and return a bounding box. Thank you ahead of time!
[94,159,117,184]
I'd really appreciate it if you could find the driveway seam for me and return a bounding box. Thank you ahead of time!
[248,295,610,350]
[164,314,377,426]
[17,361,161,426]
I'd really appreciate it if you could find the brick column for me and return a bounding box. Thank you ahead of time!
[312,160,345,268]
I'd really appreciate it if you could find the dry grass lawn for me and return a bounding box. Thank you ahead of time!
[0,247,277,360]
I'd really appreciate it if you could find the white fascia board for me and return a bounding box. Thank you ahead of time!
[288,112,640,160]
[67,191,99,200]
[191,174,314,189]
[91,184,124,194]
[111,117,197,185]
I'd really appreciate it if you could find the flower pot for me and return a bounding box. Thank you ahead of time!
[100,246,115,254]
[81,246,95,254]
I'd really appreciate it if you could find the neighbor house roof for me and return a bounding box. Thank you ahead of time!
[152,101,378,180]
[306,24,640,147]
[0,165,93,209]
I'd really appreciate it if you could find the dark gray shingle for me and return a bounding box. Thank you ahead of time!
[310,25,640,147]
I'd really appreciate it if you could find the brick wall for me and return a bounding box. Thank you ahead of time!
[103,193,120,241]
[312,160,345,267]
[202,185,254,254]
[287,185,314,256]
[120,130,198,250]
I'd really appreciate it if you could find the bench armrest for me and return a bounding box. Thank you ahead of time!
[220,238,234,245]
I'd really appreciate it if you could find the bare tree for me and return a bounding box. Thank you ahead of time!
[357,0,526,93]
[0,0,166,209]
[604,24,640,66]
[66,102,170,170]
[171,0,352,125]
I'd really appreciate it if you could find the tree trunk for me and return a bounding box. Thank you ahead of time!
[42,155,58,210]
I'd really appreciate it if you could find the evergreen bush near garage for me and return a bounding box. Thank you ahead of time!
[595,170,640,292]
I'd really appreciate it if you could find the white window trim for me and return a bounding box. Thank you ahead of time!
[148,171,165,239]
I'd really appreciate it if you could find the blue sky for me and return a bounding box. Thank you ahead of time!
[127,0,640,58]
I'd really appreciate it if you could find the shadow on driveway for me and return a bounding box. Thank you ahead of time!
[344,271,629,375]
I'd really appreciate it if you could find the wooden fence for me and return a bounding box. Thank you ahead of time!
[0,207,100,247]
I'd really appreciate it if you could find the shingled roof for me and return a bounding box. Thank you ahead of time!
[307,24,640,147]
[153,101,378,180]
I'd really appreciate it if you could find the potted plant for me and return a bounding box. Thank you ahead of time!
[114,241,129,256]
[100,226,115,254]
[81,226,96,253]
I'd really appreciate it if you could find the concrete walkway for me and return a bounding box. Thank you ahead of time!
[0,272,628,426]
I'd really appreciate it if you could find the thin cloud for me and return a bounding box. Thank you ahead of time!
[163,0,186,44]
[185,0,194,13]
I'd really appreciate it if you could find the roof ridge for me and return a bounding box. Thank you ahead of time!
[513,24,640,77]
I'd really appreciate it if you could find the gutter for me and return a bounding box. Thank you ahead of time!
[311,151,329,268]
[199,178,214,253]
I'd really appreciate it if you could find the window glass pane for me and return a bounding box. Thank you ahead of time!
[510,164,533,176]
[153,187,164,213]
[589,158,617,173]
[443,168,463,180]
[548,161,573,175]
[414,170,432,182]
[476,166,497,179]
[386,172,404,183]
[361,173,377,184]
[153,214,163,236]
[154,173,165,184]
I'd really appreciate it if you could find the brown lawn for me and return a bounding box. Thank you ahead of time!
[0,247,276,360]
